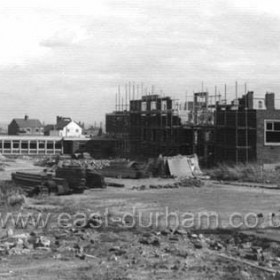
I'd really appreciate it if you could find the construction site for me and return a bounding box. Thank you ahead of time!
[2,150,280,279]
[105,83,280,168]
[1,82,280,280]
[2,0,280,278]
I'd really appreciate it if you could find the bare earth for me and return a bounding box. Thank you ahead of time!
[1,159,280,279]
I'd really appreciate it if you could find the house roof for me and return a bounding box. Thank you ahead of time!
[56,120,81,130]
[44,124,55,133]
[83,127,100,136]
[13,118,42,128]
[56,119,72,130]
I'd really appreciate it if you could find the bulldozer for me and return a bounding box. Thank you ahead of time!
[11,164,105,196]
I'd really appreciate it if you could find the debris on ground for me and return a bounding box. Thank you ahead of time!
[1,156,279,279]
[107,182,125,188]
[0,224,279,279]
[179,177,204,188]
[132,183,180,191]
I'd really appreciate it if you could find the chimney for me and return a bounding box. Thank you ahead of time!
[56,116,62,124]
[246,91,254,109]
[24,115,28,121]
[265,92,275,110]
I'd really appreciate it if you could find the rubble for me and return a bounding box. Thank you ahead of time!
[179,177,204,188]
[34,157,111,171]
[1,161,280,280]
[0,225,279,279]
[0,231,52,256]
[131,183,181,191]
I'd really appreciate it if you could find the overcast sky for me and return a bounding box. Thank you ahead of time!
[0,0,280,126]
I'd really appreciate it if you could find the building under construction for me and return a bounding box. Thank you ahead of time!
[105,85,215,165]
[129,95,192,157]
[105,111,130,157]
[216,92,280,164]
[105,83,280,165]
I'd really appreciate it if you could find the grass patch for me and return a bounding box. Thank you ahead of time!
[206,163,280,184]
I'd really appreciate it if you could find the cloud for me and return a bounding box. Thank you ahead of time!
[40,26,89,48]
[40,30,77,48]
[0,0,279,124]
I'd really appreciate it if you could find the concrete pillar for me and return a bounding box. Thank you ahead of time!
[53,141,56,154]
[11,140,13,154]
[61,140,64,155]
[19,140,22,155]
[36,140,39,154]
[28,140,30,154]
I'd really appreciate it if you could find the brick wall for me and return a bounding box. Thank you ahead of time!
[256,110,280,163]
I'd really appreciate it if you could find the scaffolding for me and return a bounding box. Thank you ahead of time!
[106,82,280,165]
[215,92,258,164]
[129,94,190,158]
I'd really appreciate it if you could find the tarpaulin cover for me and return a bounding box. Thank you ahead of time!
[166,155,194,178]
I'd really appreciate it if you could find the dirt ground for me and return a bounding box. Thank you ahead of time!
[0,158,43,180]
[1,159,280,279]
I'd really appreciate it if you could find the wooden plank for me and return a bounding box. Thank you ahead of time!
[216,253,277,274]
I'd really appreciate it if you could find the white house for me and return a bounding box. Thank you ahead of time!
[49,117,83,137]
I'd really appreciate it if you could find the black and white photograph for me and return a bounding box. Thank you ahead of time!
[0,0,280,279]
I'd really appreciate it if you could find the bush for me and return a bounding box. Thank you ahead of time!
[7,194,25,207]
[0,181,25,208]
[206,163,267,183]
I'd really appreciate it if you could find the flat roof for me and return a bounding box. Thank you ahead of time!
[63,137,89,141]
[0,135,62,141]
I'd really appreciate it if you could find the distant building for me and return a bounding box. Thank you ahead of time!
[83,126,102,138]
[8,115,44,136]
[46,116,83,138]
[44,124,55,136]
